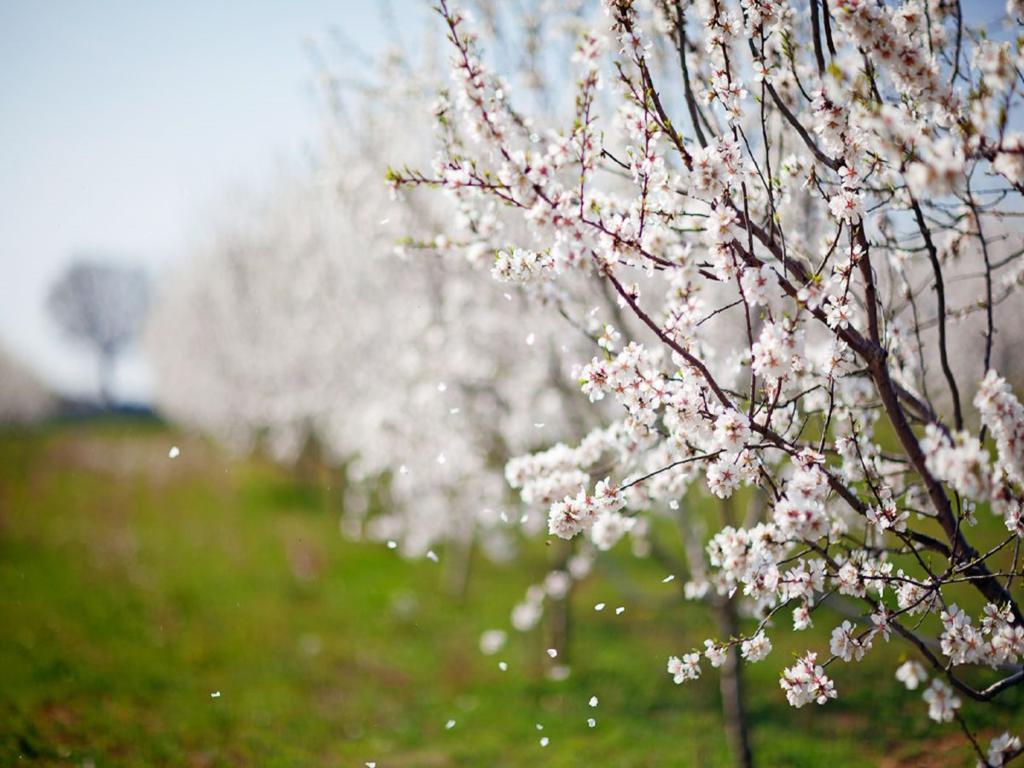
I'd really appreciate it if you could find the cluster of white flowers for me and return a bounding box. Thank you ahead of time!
[895,659,927,690]
[505,426,617,507]
[986,732,1023,767]
[578,341,666,413]
[667,652,702,684]
[831,0,953,111]
[691,137,744,199]
[992,134,1024,186]
[491,247,557,284]
[922,679,961,723]
[779,653,837,708]
[547,477,627,540]
[940,603,1024,669]
[751,320,804,383]
[707,523,783,603]
[828,187,864,225]
[976,371,1024,489]
[382,0,1024,761]
[922,425,992,501]
[811,89,848,158]
[829,620,873,663]
[740,631,772,663]
[865,487,908,533]
[772,454,830,541]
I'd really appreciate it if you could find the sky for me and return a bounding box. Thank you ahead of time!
[0,0,419,401]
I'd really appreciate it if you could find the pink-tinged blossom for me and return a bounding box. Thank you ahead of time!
[590,510,636,551]
[866,488,908,533]
[921,426,991,501]
[986,733,1022,767]
[491,248,557,285]
[975,371,1024,488]
[830,620,872,662]
[780,653,837,708]
[922,679,961,723]
[751,321,803,382]
[741,632,772,663]
[706,454,742,499]
[895,660,928,691]
[704,639,728,668]
[739,265,778,306]
[793,603,813,631]
[828,189,865,224]
[712,410,752,453]
[667,653,701,683]
[992,134,1024,185]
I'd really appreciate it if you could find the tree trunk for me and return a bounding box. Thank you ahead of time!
[442,530,475,601]
[295,434,322,486]
[715,496,754,768]
[545,543,572,665]
[716,598,754,768]
[547,590,571,665]
[97,350,115,406]
[672,500,755,768]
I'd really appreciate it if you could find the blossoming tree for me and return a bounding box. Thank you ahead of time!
[390,0,1024,763]
[147,22,605,572]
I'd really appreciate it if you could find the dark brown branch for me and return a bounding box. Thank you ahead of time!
[855,228,1021,623]
[910,197,964,430]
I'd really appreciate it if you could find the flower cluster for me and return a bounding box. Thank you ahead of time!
[977,371,1024,489]
[547,477,627,540]
[779,653,837,708]
[382,0,1024,761]
[491,247,557,285]
[940,603,1024,669]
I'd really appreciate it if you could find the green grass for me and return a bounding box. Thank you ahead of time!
[0,421,1020,766]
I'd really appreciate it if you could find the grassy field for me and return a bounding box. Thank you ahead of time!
[1,421,1021,767]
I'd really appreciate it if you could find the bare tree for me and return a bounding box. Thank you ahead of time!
[47,259,149,405]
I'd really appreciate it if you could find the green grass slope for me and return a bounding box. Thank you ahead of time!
[0,422,1020,766]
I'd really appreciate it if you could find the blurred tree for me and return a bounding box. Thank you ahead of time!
[47,259,149,405]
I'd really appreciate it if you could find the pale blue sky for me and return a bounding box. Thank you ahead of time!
[0,0,420,400]
[1,0,1014,401]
